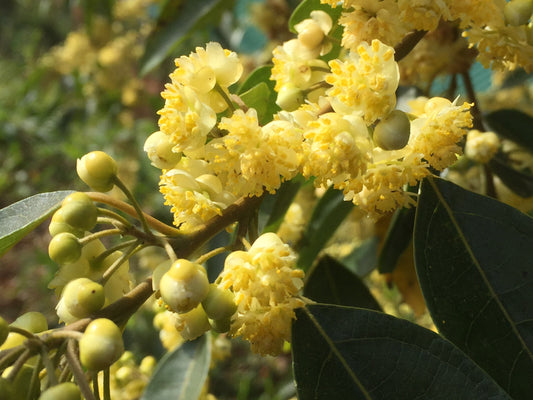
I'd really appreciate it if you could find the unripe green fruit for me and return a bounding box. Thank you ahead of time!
[176,304,210,341]
[39,382,81,400]
[373,110,411,151]
[76,151,118,192]
[49,208,85,238]
[0,316,8,347]
[62,278,105,318]
[159,260,210,313]
[79,318,124,371]
[202,284,237,320]
[0,377,14,400]
[144,131,182,169]
[11,311,48,333]
[209,316,231,333]
[61,192,98,231]
[504,0,533,26]
[48,232,82,265]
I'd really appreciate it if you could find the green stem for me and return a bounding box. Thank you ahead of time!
[0,346,26,371]
[103,368,111,400]
[97,207,132,229]
[40,344,58,387]
[92,372,101,400]
[194,246,228,265]
[66,339,96,400]
[214,83,236,113]
[79,228,122,245]
[27,356,42,400]
[91,239,142,267]
[112,176,153,235]
[5,348,32,381]
[8,326,37,340]
[87,192,181,236]
[100,240,140,285]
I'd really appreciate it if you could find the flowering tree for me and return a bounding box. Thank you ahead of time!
[1,0,533,399]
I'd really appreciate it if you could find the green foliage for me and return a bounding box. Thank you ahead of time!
[0,191,73,256]
[141,334,211,400]
[237,65,280,125]
[292,304,511,399]
[378,207,415,273]
[414,177,533,399]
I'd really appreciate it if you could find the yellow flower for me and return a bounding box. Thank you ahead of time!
[398,0,452,32]
[326,39,399,123]
[294,10,333,55]
[464,129,500,163]
[217,233,305,356]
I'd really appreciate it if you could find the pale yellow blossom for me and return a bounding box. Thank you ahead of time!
[465,129,500,163]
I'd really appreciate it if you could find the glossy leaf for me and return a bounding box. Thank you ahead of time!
[239,82,275,125]
[296,186,353,271]
[489,155,533,198]
[414,177,533,399]
[292,304,511,400]
[141,334,211,400]
[485,109,533,152]
[304,256,382,311]
[378,207,415,273]
[139,0,233,75]
[341,236,378,277]
[0,191,73,256]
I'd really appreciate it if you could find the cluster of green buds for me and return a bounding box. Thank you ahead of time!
[154,259,237,341]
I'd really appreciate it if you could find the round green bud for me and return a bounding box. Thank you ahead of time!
[76,151,118,192]
[60,192,98,232]
[79,318,124,371]
[159,260,210,313]
[208,316,231,333]
[0,316,9,347]
[175,304,210,341]
[49,232,82,265]
[11,311,48,333]
[201,284,237,320]
[504,0,533,26]
[276,84,305,112]
[0,377,14,400]
[373,110,411,151]
[49,208,85,238]
[39,382,81,400]
[62,278,105,318]
[144,131,182,169]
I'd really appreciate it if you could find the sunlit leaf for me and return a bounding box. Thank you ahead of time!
[141,334,211,400]
[239,82,276,125]
[414,177,533,399]
[292,304,511,399]
[341,236,378,277]
[304,256,381,311]
[0,191,74,256]
[296,186,353,271]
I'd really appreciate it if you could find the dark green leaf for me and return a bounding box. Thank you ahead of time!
[292,304,511,400]
[238,65,275,94]
[260,175,305,234]
[141,334,211,400]
[296,186,353,271]
[140,0,234,75]
[239,82,277,125]
[378,207,415,273]
[489,155,533,198]
[485,109,533,153]
[304,256,381,311]
[414,177,533,399]
[0,191,74,256]
[341,236,378,277]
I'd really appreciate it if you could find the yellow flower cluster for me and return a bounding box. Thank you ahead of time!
[217,233,305,356]
[464,129,500,163]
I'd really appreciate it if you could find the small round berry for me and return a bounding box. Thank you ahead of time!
[76,151,118,192]
[504,0,533,26]
[48,232,82,265]
[49,208,85,238]
[79,318,124,371]
[373,110,411,151]
[0,316,9,347]
[60,192,98,232]
[201,284,237,320]
[159,260,210,313]
[62,278,105,318]
[208,316,231,333]
[144,131,182,169]
[175,304,210,341]
[39,382,81,400]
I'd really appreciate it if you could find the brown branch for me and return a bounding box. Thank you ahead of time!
[394,30,427,62]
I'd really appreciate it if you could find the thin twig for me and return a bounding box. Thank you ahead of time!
[66,339,96,400]
[394,30,427,62]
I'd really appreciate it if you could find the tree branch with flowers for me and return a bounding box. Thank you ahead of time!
[1,0,533,398]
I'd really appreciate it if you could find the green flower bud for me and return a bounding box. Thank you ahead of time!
[373,110,411,151]
[276,84,305,111]
[39,382,81,400]
[79,318,124,371]
[61,192,98,232]
[175,304,210,341]
[202,284,237,320]
[504,0,533,26]
[62,278,105,318]
[208,316,232,333]
[0,316,9,347]
[49,208,85,238]
[159,260,210,313]
[48,232,82,265]
[144,131,182,169]
[76,151,118,192]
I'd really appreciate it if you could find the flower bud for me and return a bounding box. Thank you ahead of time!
[297,18,325,49]
[61,278,105,318]
[144,131,182,169]
[49,208,85,237]
[48,232,82,265]
[174,304,210,341]
[159,259,210,313]
[504,0,533,26]
[39,382,81,400]
[208,316,232,333]
[276,84,305,111]
[202,284,237,320]
[60,192,98,232]
[373,110,411,150]
[79,318,124,371]
[76,151,118,192]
